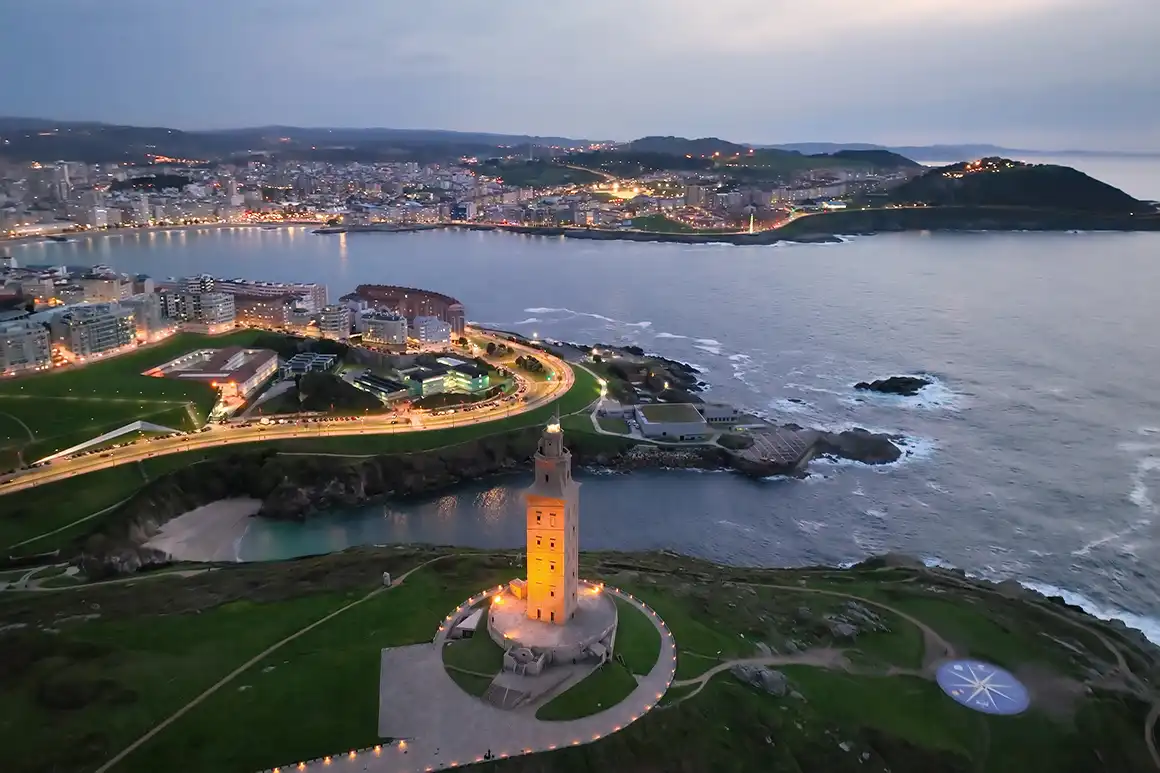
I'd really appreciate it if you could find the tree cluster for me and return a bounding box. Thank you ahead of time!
[514,355,544,373]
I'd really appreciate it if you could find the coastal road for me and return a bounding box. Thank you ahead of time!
[0,330,575,496]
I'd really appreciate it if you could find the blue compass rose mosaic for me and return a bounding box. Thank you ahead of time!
[936,660,1030,715]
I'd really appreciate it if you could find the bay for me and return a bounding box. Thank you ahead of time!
[11,155,1160,639]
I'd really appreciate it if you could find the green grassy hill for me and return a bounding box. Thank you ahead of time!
[890,159,1147,213]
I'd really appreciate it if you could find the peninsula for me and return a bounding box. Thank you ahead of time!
[1,544,1157,773]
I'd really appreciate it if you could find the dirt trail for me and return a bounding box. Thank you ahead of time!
[743,582,956,669]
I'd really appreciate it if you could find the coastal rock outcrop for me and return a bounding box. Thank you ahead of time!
[854,376,932,397]
[812,428,903,465]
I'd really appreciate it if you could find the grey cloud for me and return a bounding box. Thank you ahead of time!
[0,0,1156,149]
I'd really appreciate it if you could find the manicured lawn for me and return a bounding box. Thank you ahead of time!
[0,590,353,773]
[617,583,752,680]
[597,417,630,434]
[0,464,147,552]
[535,661,638,721]
[613,597,661,675]
[120,557,513,773]
[631,214,739,235]
[442,611,505,692]
[0,363,603,554]
[0,330,267,464]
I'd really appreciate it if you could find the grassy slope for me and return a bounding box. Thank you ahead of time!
[0,364,604,554]
[535,661,639,721]
[613,597,661,675]
[0,552,1154,773]
[442,612,506,695]
[0,330,267,466]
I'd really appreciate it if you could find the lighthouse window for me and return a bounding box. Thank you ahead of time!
[550,539,555,549]
[536,537,541,546]
[544,474,549,482]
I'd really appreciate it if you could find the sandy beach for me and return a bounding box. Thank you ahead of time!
[144,498,262,562]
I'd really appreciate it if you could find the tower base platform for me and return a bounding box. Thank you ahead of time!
[488,581,617,673]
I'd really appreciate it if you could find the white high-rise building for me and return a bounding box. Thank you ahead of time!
[409,315,451,344]
[121,293,172,342]
[318,304,351,341]
[0,319,51,375]
[362,311,408,346]
[50,303,136,358]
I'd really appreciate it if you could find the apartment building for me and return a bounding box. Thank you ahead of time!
[0,318,51,375]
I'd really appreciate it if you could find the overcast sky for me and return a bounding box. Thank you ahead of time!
[1,0,1157,150]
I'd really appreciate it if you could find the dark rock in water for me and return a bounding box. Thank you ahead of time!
[854,375,932,396]
[813,428,902,465]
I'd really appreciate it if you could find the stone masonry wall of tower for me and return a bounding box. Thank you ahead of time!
[524,420,580,624]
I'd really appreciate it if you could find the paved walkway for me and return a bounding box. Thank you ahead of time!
[281,585,675,773]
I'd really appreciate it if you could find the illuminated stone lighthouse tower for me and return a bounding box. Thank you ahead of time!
[524,411,580,624]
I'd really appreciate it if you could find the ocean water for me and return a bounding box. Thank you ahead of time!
[12,157,1160,640]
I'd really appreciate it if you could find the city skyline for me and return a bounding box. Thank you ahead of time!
[1,0,1157,152]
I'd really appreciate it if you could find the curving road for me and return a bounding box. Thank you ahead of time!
[0,330,574,497]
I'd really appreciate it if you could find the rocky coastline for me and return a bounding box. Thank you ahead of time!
[72,423,901,576]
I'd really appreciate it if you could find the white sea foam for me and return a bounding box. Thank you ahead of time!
[864,508,887,520]
[843,374,967,411]
[523,307,570,314]
[694,343,723,356]
[918,556,1160,645]
[512,317,540,325]
[1019,581,1160,646]
[654,332,688,340]
[795,519,826,535]
[768,398,815,416]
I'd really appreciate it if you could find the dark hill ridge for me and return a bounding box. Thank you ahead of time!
[626,135,749,156]
[890,158,1147,213]
[828,148,923,169]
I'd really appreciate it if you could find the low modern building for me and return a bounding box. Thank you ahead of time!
[437,357,492,393]
[362,310,408,347]
[410,315,451,344]
[352,372,411,402]
[280,352,338,379]
[145,347,279,403]
[698,402,742,425]
[633,403,713,441]
[318,304,352,341]
[50,302,137,359]
[406,366,448,397]
[0,318,51,375]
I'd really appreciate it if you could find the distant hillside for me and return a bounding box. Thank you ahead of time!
[109,174,191,192]
[828,149,923,169]
[626,136,749,157]
[890,158,1147,213]
[0,117,599,164]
